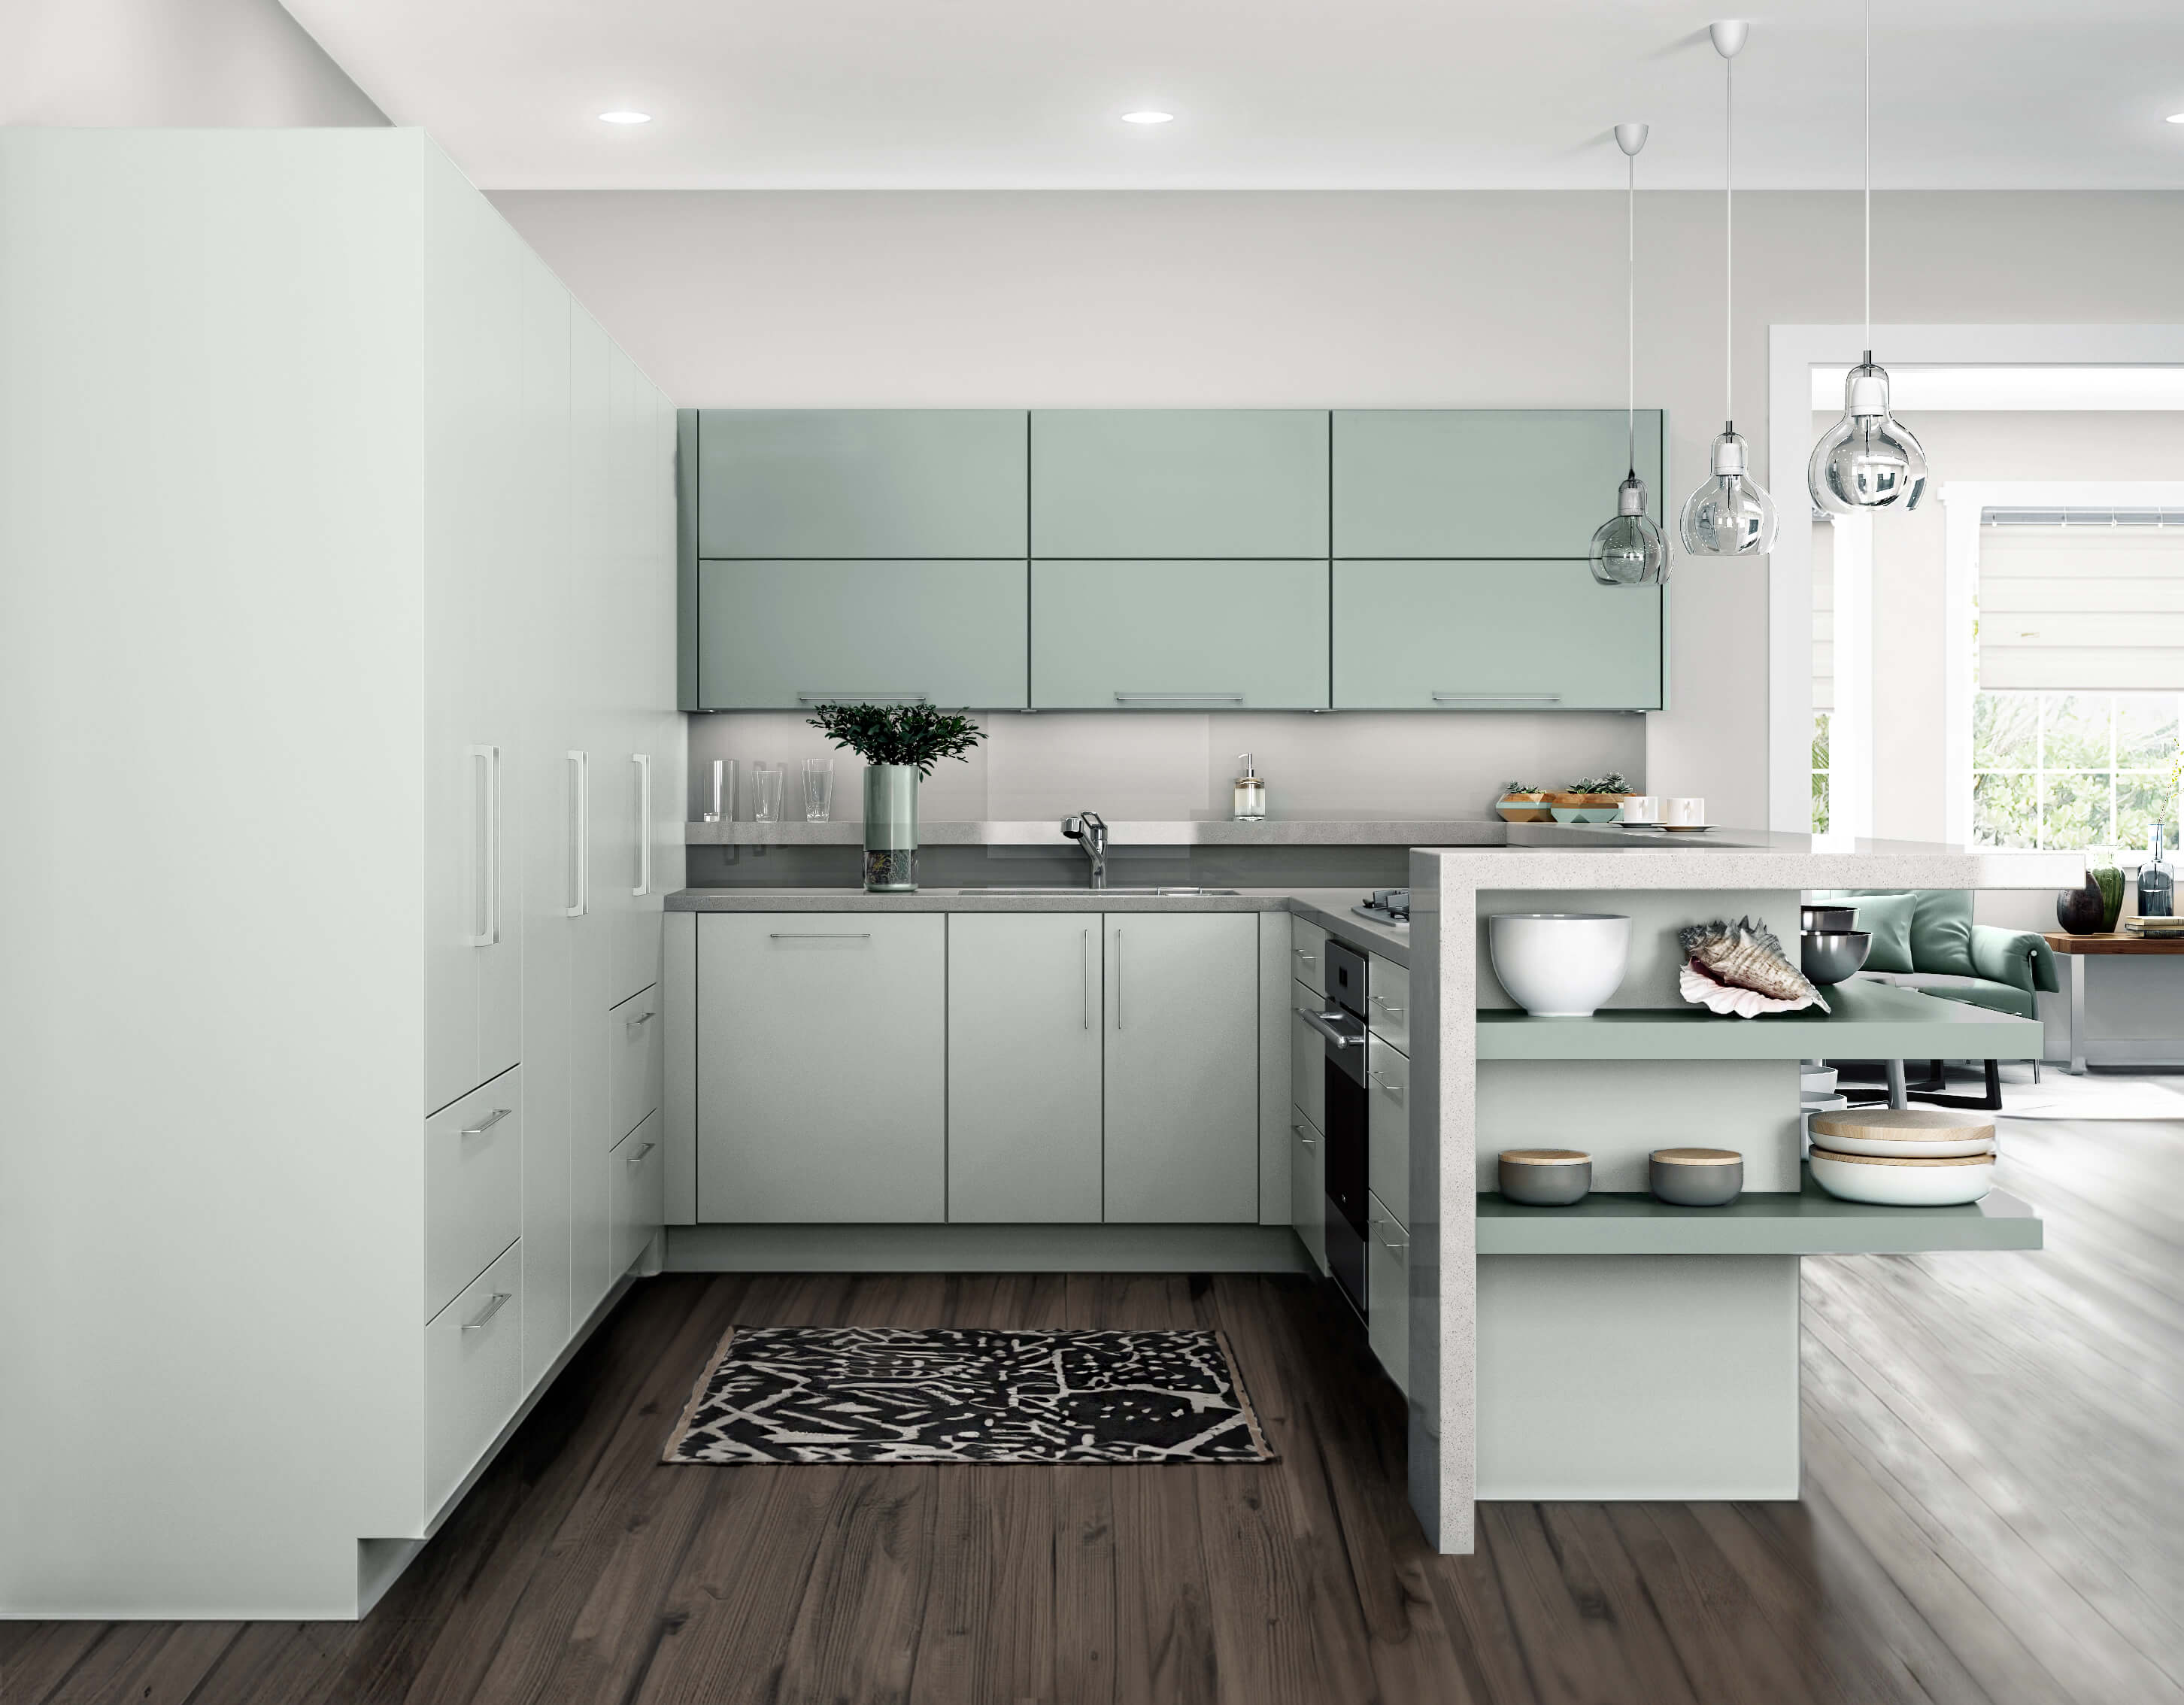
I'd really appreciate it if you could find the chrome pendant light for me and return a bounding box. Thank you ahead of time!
[1807,2,1928,513]
[1591,122,1669,586]
[1679,20,1779,559]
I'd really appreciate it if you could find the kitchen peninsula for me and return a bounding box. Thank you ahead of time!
[661,824,2079,1555]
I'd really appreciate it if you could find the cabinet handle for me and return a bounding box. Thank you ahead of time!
[1370,995,1405,1015]
[466,745,501,947]
[459,1107,512,1138]
[1113,928,1123,1030]
[626,1140,657,1166]
[1430,693,1562,705]
[1294,1006,1366,1048]
[1368,1069,1405,1103]
[1112,692,1245,704]
[565,751,590,918]
[1373,1221,1408,1259]
[1293,948,1317,967]
[631,754,652,897]
[1291,1123,1318,1150]
[767,932,873,941]
[1081,928,1090,1031]
[795,691,930,703]
[625,1009,657,1030]
[461,1291,512,1331]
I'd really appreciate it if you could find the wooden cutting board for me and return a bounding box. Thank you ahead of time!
[1809,1107,1995,1145]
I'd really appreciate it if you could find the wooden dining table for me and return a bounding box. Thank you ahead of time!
[2042,930,2184,1072]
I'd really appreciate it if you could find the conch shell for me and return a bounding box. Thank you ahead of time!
[1676,917,1830,1018]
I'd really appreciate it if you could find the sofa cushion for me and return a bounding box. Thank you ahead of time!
[1891,972,2037,1020]
[1907,888,1979,978]
[1842,891,1918,973]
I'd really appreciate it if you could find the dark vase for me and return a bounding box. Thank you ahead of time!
[2055,875,2106,935]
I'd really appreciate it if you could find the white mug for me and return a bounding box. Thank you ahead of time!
[1664,796,1706,827]
[1618,795,1660,824]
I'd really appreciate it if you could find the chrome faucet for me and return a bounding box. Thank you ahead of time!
[1060,812,1109,890]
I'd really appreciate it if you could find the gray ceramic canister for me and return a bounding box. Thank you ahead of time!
[1499,1149,1592,1206]
[1649,1147,1743,1206]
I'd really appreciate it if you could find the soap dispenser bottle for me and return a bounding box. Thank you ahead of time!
[1233,753,1266,821]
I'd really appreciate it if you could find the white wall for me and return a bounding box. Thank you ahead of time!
[7,0,387,126]
[493,188,2184,830]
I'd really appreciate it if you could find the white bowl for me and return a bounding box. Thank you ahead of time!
[1487,913,1632,1018]
[1809,1149,1994,1206]
[1811,1130,1995,1159]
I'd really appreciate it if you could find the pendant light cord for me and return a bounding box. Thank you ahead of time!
[1724,49,1734,425]
[1863,0,1872,348]
[1627,146,1637,476]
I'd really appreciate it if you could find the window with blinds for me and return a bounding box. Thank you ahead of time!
[1978,522,2184,692]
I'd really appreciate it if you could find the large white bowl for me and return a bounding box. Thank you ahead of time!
[1487,913,1632,1018]
[1809,1149,1994,1206]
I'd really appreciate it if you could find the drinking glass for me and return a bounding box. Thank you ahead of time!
[802,757,836,822]
[751,761,787,824]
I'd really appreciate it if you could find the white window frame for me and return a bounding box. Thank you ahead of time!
[1765,325,2184,837]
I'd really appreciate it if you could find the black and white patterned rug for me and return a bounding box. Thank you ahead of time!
[663,1325,1276,1465]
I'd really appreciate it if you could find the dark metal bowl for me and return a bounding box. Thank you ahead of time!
[1800,929,1872,986]
[1802,905,1859,933]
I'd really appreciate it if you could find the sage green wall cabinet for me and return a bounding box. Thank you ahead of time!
[1030,410,1329,558]
[1332,410,1664,559]
[694,409,1027,559]
[695,560,1029,709]
[1031,560,1331,709]
[695,915,947,1223]
[947,915,1104,1223]
[1333,561,1663,710]
[1103,915,1260,1222]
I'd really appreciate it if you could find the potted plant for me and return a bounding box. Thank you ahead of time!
[1495,781,1555,823]
[1544,772,1634,823]
[807,703,986,892]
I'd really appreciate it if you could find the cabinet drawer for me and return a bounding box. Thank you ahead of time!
[1290,1111,1327,1276]
[425,1239,521,1514]
[425,1068,523,1323]
[611,1109,665,1277]
[1367,1038,1409,1230]
[609,984,662,1145]
[1290,984,1326,1134]
[1366,1191,1409,1398]
[1291,919,1327,997]
[1368,956,1410,1055]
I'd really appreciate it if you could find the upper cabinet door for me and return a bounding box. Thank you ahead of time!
[697,560,1029,709]
[1333,410,1664,559]
[1031,410,1329,557]
[695,410,1027,558]
[1333,561,1662,710]
[1031,560,1330,709]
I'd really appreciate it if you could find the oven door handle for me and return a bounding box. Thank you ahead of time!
[1294,1006,1367,1048]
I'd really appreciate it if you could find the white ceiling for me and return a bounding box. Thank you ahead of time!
[280,0,2184,192]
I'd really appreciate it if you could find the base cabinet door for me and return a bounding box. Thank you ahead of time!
[425,1240,522,1514]
[609,983,663,1147]
[1290,984,1326,1133]
[1366,1036,1409,1230]
[1291,1112,1327,1274]
[696,914,947,1222]
[1102,914,1259,1222]
[947,914,1103,1222]
[1366,1192,1409,1398]
[610,1109,665,1275]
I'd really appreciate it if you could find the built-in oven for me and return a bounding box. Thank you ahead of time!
[1297,936,1371,1319]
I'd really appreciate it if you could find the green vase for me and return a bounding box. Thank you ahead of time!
[2091,861,2125,932]
[863,764,920,892]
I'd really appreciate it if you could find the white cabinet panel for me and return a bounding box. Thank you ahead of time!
[610,1109,665,1276]
[1366,1191,1409,1398]
[947,915,1104,1223]
[1367,1036,1409,1231]
[1291,1112,1327,1274]
[1102,915,1259,1223]
[696,915,948,1223]
[1290,918,1327,997]
[425,1239,521,1515]
[423,1067,523,1324]
[1368,955,1411,1056]
[1291,980,1326,1135]
[609,983,663,1145]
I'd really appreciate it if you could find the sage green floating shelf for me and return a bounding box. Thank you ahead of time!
[1477,1166,2042,1256]
[1475,980,2043,1061]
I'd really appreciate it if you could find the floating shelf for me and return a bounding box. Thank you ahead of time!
[1475,979,2043,1061]
[1477,1165,2040,1256]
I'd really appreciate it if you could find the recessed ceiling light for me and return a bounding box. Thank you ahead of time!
[598,111,652,125]
[1121,111,1175,126]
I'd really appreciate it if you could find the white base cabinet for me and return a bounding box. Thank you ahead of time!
[1366,1191,1410,1398]
[425,1241,523,1515]
[696,915,948,1222]
[1290,1111,1327,1274]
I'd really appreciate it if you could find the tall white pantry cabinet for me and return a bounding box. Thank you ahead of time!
[0,130,682,1618]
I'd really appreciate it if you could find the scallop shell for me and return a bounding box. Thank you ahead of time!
[1676,917,1830,1018]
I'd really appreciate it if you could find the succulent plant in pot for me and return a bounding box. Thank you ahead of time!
[1542,772,1635,821]
[806,703,987,892]
[1494,780,1555,823]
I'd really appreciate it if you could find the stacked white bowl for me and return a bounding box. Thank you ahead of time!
[1806,1108,1997,1205]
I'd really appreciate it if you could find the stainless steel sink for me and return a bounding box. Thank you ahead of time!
[957,884,1241,896]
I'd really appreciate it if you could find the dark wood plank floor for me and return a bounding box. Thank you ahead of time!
[10,1086,2182,1705]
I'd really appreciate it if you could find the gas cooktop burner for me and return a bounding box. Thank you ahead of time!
[1351,888,1410,927]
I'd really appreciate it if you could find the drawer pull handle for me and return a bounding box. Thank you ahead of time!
[625,1010,657,1030]
[459,1108,512,1138]
[1294,1006,1366,1048]
[1112,691,1245,704]
[1291,1124,1318,1149]
[461,1291,512,1332]
[1370,996,1405,1015]
[1293,948,1316,965]
[1430,692,1563,704]
[626,1140,657,1166]
[796,691,929,703]
[1371,1221,1409,1258]
[767,932,873,940]
[1367,1070,1405,1103]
